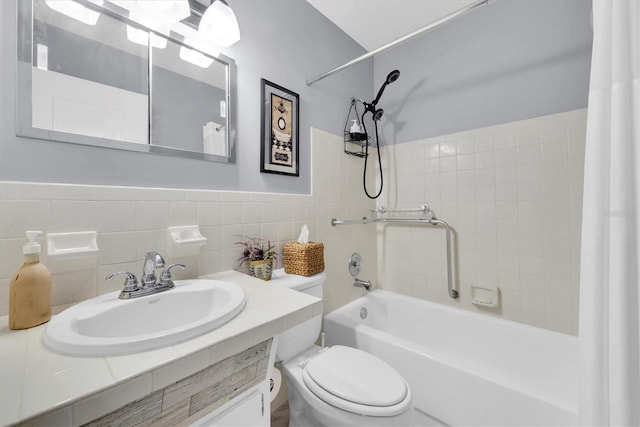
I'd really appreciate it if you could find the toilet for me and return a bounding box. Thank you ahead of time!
[271,269,413,427]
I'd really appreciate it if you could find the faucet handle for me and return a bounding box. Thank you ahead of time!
[106,271,139,294]
[159,263,186,287]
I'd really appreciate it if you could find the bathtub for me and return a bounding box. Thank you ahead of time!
[323,290,578,426]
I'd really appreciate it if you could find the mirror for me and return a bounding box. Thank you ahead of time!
[16,0,236,162]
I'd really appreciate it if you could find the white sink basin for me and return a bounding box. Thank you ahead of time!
[43,279,246,356]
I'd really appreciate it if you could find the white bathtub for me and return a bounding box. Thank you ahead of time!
[323,290,578,426]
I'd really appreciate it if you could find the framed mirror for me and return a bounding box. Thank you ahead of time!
[16,0,236,163]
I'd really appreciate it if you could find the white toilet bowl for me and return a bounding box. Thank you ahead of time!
[283,345,413,427]
[271,269,413,427]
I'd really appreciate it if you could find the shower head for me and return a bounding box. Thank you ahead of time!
[372,69,400,107]
[386,69,401,84]
[372,109,384,121]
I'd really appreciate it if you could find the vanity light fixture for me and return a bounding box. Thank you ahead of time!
[45,0,104,25]
[179,45,214,68]
[198,0,240,47]
[126,25,168,48]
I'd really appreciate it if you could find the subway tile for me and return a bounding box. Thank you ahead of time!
[136,201,169,230]
[439,141,457,157]
[439,156,457,172]
[540,119,567,144]
[494,131,517,149]
[495,147,517,167]
[475,135,495,152]
[495,166,517,184]
[0,181,19,199]
[542,161,569,182]
[169,202,198,226]
[425,143,440,159]
[221,202,243,225]
[456,170,475,186]
[99,232,137,265]
[242,202,262,224]
[518,163,542,183]
[197,202,222,226]
[475,168,495,185]
[50,201,97,233]
[97,201,136,232]
[542,143,568,163]
[517,145,542,165]
[0,200,50,239]
[475,151,495,169]
[516,125,541,147]
[456,138,475,154]
[495,183,518,201]
[18,182,91,200]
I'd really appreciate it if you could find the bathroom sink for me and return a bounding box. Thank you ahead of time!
[43,279,246,356]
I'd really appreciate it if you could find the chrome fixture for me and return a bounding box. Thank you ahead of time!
[141,251,166,287]
[353,278,372,291]
[349,253,372,291]
[333,205,458,299]
[106,252,185,299]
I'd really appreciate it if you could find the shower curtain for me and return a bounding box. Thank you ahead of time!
[579,0,640,425]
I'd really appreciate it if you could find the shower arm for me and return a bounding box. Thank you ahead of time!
[331,214,458,300]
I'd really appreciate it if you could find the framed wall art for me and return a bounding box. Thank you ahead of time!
[260,78,299,176]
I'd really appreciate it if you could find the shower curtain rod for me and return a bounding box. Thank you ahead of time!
[306,0,492,86]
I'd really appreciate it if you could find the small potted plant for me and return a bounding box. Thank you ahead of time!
[236,236,280,281]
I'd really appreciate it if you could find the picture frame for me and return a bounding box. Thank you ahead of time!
[260,78,299,176]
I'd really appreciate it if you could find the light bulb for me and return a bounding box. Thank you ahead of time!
[198,1,240,47]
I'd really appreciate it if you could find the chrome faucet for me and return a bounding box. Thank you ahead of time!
[106,251,185,299]
[353,278,372,291]
[141,251,166,287]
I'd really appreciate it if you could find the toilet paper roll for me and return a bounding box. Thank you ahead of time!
[270,366,282,402]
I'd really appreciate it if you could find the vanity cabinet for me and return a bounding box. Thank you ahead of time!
[195,383,270,426]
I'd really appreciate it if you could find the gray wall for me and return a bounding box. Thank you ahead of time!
[0,0,373,193]
[373,0,593,145]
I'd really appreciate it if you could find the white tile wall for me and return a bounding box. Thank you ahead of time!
[378,109,586,335]
[0,128,376,317]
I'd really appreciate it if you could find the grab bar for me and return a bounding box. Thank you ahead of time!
[330,216,458,299]
[369,205,429,215]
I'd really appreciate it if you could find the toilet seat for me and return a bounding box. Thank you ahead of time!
[301,345,411,417]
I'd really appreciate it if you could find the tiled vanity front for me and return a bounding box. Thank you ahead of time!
[84,340,271,427]
[0,271,321,426]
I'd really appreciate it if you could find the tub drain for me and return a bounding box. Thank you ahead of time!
[360,307,368,319]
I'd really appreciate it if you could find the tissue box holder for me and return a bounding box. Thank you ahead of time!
[284,241,325,277]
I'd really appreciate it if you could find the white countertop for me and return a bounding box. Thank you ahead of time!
[0,270,321,426]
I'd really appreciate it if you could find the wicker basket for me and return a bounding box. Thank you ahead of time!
[284,241,325,276]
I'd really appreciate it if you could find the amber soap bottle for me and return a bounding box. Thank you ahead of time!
[9,231,52,330]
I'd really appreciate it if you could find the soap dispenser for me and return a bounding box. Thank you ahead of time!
[9,231,52,330]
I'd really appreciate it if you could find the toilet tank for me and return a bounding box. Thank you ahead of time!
[270,269,325,361]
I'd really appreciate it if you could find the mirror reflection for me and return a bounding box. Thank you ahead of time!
[152,38,229,157]
[18,0,235,162]
[32,0,149,144]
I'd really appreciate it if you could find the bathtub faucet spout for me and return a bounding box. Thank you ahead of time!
[353,278,372,291]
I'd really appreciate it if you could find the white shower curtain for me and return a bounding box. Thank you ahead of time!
[580,1,640,425]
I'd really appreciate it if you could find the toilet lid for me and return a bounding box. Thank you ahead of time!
[303,346,408,408]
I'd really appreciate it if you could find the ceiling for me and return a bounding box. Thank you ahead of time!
[305,0,476,51]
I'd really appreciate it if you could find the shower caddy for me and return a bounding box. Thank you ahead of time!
[343,98,370,158]
[331,204,458,299]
